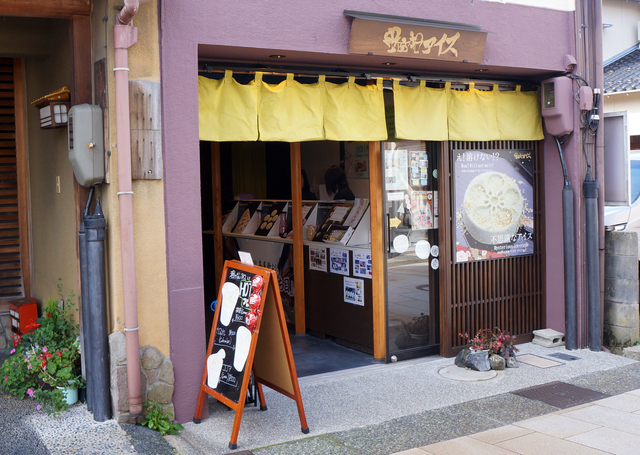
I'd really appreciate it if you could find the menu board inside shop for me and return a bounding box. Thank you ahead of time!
[207,266,265,403]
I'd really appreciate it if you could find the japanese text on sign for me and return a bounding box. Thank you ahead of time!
[383,26,460,56]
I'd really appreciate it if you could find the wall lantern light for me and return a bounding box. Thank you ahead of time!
[31,86,71,129]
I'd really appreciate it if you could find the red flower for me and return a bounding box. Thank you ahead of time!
[12,334,22,347]
[24,321,40,333]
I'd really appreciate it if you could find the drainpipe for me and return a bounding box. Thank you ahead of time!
[113,0,150,418]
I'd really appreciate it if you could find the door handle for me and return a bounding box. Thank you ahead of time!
[386,214,391,254]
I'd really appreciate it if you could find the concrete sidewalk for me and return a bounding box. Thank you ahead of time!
[2,342,639,454]
[167,343,640,454]
[395,390,640,455]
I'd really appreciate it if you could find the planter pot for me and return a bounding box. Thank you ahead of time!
[57,386,78,405]
[409,333,428,341]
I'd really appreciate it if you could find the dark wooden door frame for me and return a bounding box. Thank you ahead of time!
[439,141,546,357]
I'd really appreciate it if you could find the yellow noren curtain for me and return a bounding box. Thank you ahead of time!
[198,70,258,141]
[199,72,543,143]
[259,73,324,142]
[497,86,544,140]
[448,83,499,141]
[393,80,449,141]
[323,76,387,141]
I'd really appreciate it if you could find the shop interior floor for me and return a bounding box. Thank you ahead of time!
[289,333,378,377]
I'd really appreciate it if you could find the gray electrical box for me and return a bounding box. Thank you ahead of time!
[68,104,104,187]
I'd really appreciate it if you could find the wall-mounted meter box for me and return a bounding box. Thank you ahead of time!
[541,77,574,137]
[68,104,104,187]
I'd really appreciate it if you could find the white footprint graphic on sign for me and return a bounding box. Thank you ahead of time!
[234,326,251,372]
[206,349,226,388]
[220,282,240,326]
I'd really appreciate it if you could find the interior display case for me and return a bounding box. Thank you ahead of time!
[220,199,374,352]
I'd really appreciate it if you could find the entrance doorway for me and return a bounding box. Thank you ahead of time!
[383,141,440,361]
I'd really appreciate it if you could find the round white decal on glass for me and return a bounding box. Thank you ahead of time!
[415,240,431,260]
[393,235,409,253]
[431,258,440,270]
[431,245,439,257]
[432,169,438,179]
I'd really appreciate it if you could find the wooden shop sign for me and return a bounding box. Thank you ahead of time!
[348,17,487,64]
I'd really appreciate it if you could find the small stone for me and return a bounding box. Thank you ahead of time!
[147,384,174,405]
[489,354,505,370]
[465,350,490,372]
[158,360,175,385]
[161,403,175,419]
[506,356,519,368]
[108,331,127,366]
[455,349,468,368]
[145,369,158,387]
[140,346,164,371]
[110,365,129,412]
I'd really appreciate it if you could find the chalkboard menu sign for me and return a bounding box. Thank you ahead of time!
[194,260,309,450]
[207,266,264,403]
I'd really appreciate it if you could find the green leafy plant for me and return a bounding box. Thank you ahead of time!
[141,401,184,436]
[1,344,38,398]
[27,387,69,416]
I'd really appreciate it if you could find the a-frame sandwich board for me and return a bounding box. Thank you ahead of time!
[193,260,309,450]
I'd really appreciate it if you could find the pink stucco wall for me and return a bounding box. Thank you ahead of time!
[159,0,575,423]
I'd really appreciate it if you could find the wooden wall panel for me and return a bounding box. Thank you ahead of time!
[443,141,545,356]
[0,59,28,299]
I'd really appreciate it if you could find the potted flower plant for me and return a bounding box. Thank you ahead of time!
[402,313,429,340]
[1,281,83,415]
[458,327,519,371]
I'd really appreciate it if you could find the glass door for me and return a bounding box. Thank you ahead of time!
[383,141,439,361]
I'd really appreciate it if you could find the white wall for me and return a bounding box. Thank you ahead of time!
[481,0,574,11]
[603,0,640,61]
[604,92,640,136]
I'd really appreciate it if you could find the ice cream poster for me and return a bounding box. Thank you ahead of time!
[309,246,327,272]
[330,248,350,276]
[353,251,372,279]
[207,267,264,403]
[344,277,365,306]
[453,149,534,263]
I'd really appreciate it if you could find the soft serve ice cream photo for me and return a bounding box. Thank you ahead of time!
[453,149,534,262]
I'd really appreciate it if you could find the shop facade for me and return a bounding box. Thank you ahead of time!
[159,0,603,424]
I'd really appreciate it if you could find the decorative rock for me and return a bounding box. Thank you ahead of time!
[141,346,163,371]
[111,365,129,412]
[506,356,519,368]
[146,369,158,387]
[158,360,175,385]
[148,384,173,405]
[489,354,505,370]
[455,349,468,368]
[1,315,11,330]
[109,331,127,366]
[466,350,490,372]
[160,403,175,419]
